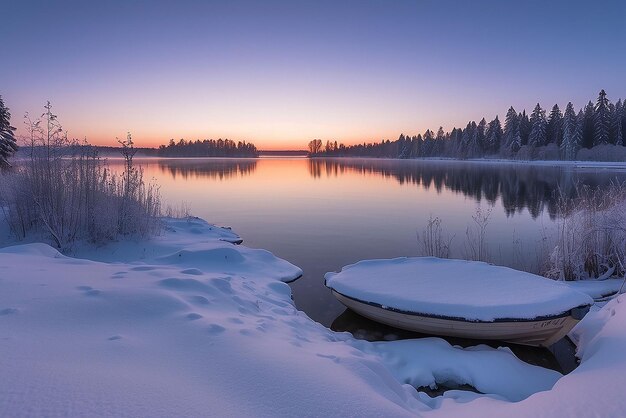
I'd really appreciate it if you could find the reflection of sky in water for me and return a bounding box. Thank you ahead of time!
[109,158,626,326]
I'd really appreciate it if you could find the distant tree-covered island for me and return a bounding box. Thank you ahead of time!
[308,90,626,161]
[157,138,259,158]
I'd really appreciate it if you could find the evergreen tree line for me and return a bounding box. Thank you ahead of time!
[157,138,259,158]
[0,96,19,169]
[308,90,626,161]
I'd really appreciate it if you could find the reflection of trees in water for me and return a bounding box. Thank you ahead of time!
[307,159,626,218]
[158,159,258,180]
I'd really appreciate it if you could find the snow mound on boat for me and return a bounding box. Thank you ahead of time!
[564,278,625,300]
[325,257,593,321]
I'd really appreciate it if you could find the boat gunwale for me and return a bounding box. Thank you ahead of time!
[329,288,591,323]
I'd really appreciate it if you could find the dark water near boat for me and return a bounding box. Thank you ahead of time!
[122,157,625,372]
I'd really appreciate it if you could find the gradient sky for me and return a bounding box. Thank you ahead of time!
[2,0,625,149]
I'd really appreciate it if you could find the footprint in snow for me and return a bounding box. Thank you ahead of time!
[76,286,101,296]
[108,335,122,341]
[186,313,203,321]
[271,307,291,316]
[188,295,211,305]
[210,278,233,294]
[316,354,341,363]
[256,324,270,333]
[181,268,203,276]
[0,308,18,316]
[207,324,226,335]
[159,278,214,293]
[130,266,157,271]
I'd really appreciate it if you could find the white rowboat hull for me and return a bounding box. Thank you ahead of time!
[332,290,583,347]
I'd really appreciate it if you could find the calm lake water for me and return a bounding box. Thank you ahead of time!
[116,157,625,370]
[120,157,626,321]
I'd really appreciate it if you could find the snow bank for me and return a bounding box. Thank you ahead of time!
[325,257,593,321]
[353,338,561,402]
[1,221,416,417]
[425,295,626,418]
[1,219,624,417]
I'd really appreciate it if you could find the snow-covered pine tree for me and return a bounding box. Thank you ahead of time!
[503,106,518,148]
[528,103,547,147]
[398,133,410,158]
[561,102,581,160]
[460,122,473,157]
[485,116,503,154]
[412,134,423,158]
[434,126,445,156]
[608,102,616,144]
[621,99,626,145]
[594,89,611,146]
[581,101,595,148]
[467,121,480,157]
[450,128,462,156]
[0,96,19,169]
[422,129,434,157]
[476,118,487,151]
[614,99,624,146]
[546,104,563,146]
[518,110,531,146]
[406,136,414,157]
[511,126,522,153]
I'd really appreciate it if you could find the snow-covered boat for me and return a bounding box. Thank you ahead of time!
[325,257,593,347]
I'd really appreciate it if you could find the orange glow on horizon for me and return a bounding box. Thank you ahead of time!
[28,129,416,151]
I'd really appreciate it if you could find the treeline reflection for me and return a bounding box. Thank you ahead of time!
[308,159,626,218]
[158,159,258,180]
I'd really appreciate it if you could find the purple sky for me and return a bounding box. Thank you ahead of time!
[2,0,625,149]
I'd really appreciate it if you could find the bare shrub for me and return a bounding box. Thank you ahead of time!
[576,144,626,162]
[417,215,454,258]
[0,170,36,239]
[543,182,626,280]
[515,145,536,161]
[534,144,561,161]
[0,102,161,250]
[116,133,161,237]
[464,206,492,262]
[164,202,192,218]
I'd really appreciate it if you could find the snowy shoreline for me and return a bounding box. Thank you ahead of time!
[1,217,625,417]
[11,154,626,168]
